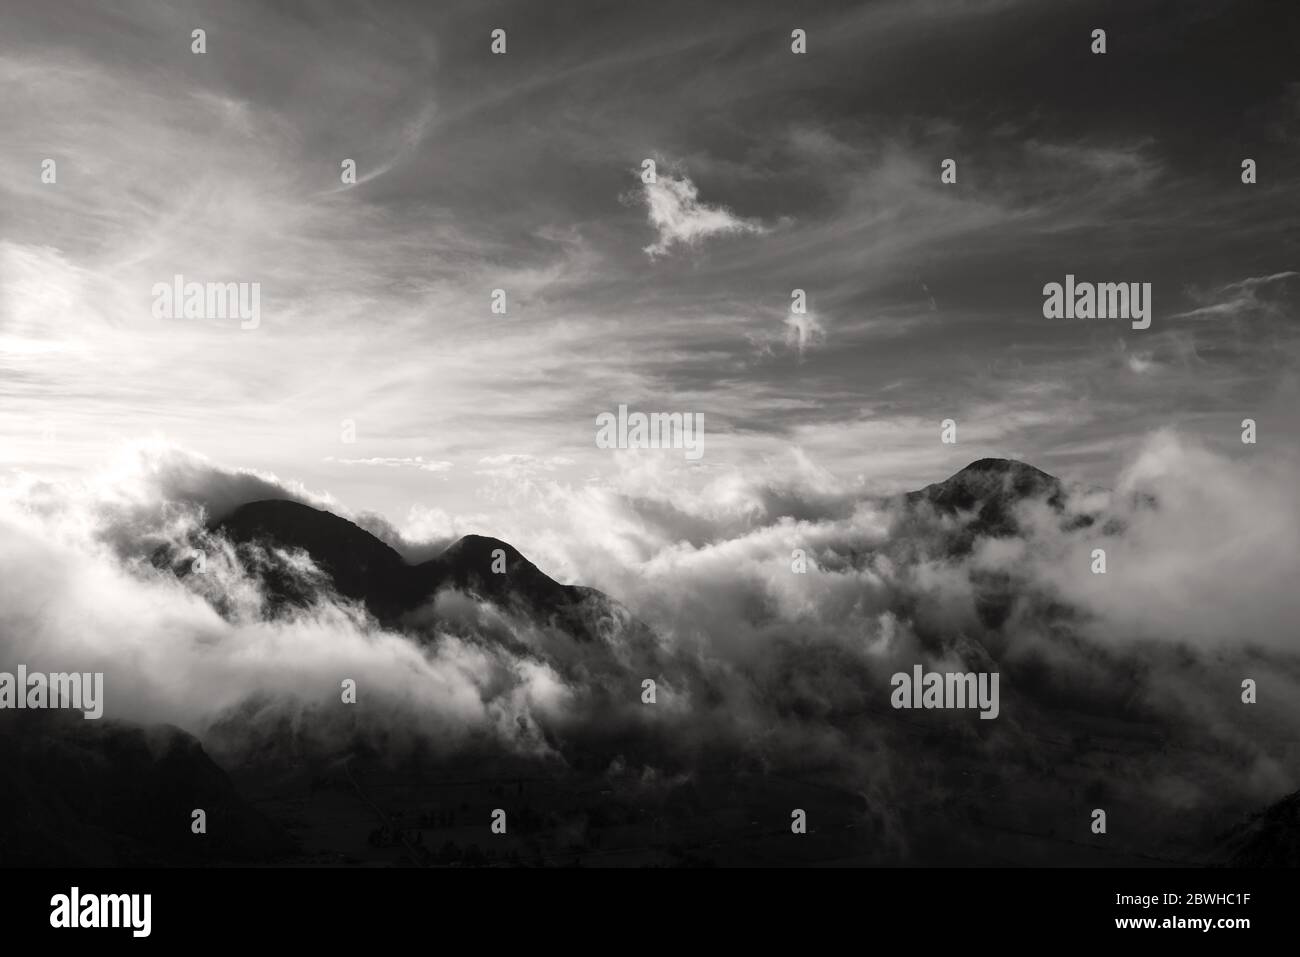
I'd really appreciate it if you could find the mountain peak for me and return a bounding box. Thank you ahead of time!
[902,458,1065,553]
[438,533,524,563]
[953,458,1055,480]
[935,458,1060,495]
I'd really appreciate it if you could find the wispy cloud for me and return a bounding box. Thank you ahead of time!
[324,456,453,473]
[1170,271,1299,320]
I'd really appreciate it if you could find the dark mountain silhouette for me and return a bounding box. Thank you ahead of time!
[209,499,612,640]
[1214,788,1300,867]
[0,711,294,866]
[196,459,1077,623]
[910,458,1062,511]
[890,459,1087,626]
[905,458,1067,542]
[177,459,1085,640]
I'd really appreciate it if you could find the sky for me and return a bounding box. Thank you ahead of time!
[2,0,1298,537]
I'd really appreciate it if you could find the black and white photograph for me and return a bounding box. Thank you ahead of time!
[1,0,1296,941]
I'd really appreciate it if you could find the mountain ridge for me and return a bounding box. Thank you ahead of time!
[209,500,608,640]
[193,458,1071,630]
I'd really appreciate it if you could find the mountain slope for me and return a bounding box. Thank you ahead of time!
[1213,789,1300,867]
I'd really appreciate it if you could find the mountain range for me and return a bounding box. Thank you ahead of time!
[200,457,1081,635]
[5,457,1292,867]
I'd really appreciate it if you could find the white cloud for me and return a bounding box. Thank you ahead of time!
[784,310,826,357]
[1171,271,1299,320]
[475,453,574,478]
[324,456,452,473]
[640,170,766,257]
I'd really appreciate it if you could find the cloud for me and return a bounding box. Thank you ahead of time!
[0,446,576,763]
[1126,353,1155,373]
[3,7,1293,535]
[324,456,452,473]
[474,453,576,485]
[477,453,574,470]
[1119,341,1156,374]
[1025,139,1158,180]
[639,170,766,257]
[783,310,826,357]
[329,100,437,191]
[1171,271,1299,320]
[0,437,334,530]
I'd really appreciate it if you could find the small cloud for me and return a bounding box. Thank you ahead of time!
[1223,270,1300,293]
[189,92,255,137]
[1026,139,1155,177]
[786,124,857,163]
[1117,339,1157,374]
[640,170,765,258]
[475,453,574,480]
[324,456,452,473]
[784,311,826,358]
[1127,351,1155,374]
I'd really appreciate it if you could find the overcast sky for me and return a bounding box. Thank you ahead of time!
[2,0,1297,530]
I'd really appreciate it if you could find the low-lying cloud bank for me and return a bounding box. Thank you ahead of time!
[0,432,1296,840]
